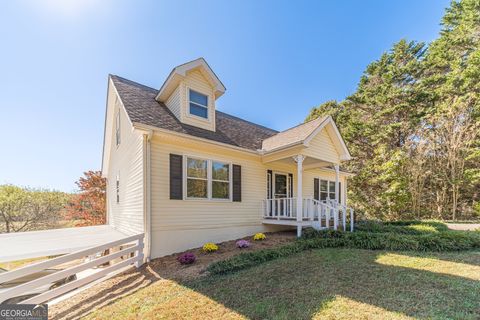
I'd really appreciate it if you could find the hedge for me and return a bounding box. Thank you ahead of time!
[207,228,480,275]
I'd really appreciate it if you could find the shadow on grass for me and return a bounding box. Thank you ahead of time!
[182,249,480,320]
[50,265,160,320]
[51,248,480,320]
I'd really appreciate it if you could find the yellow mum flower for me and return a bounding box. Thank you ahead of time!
[253,233,266,241]
[202,242,219,252]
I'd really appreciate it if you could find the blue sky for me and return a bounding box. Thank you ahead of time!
[0,0,450,192]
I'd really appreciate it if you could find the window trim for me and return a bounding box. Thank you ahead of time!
[183,155,232,201]
[319,178,341,203]
[116,172,120,204]
[187,88,209,120]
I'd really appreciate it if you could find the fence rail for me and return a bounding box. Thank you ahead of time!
[0,233,144,305]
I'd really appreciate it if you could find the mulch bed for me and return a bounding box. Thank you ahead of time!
[49,231,296,319]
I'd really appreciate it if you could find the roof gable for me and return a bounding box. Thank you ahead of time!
[156,58,226,102]
[304,117,351,161]
[261,117,327,151]
[261,116,351,161]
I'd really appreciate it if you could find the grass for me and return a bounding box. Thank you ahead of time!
[83,248,480,320]
[0,257,47,270]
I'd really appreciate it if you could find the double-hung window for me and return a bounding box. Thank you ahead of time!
[186,156,230,200]
[186,158,208,199]
[115,112,121,146]
[212,161,230,199]
[320,179,341,202]
[116,173,120,204]
[189,89,208,119]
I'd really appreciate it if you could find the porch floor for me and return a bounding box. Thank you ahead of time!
[262,218,313,227]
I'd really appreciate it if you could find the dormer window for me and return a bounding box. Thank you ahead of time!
[189,89,208,119]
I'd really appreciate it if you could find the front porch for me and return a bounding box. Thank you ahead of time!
[262,197,354,234]
[259,116,354,237]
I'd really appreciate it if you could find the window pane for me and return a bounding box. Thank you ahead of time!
[329,192,336,200]
[320,180,328,192]
[187,158,207,178]
[190,103,208,118]
[329,181,336,193]
[212,181,229,199]
[212,162,229,181]
[189,90,208,106]
[320,192,328,201]
[187,179,207,198]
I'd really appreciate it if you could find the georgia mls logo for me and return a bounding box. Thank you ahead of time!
[0,304,48,320]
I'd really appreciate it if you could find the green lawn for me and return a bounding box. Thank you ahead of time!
[84,248,480,320]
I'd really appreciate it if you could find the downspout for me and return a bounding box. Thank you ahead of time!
[143,131,153,262]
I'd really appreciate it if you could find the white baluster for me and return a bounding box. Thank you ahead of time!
[350,208,354,232]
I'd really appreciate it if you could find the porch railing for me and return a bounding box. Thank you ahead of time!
[263,197,354,231]
[263,197,297,219]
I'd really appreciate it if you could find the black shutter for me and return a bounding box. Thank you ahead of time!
[288,173,293,197]
[169,154,183,200]
[314,178,319,200]
[267,170,273,198]
[232,164,242,202]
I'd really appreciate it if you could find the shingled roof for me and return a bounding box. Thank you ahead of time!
[110,75,278,151]
[261,116,328,152]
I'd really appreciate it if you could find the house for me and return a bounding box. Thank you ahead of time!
[102,58,353,260]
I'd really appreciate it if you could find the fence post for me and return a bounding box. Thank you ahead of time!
[135,236,145,268]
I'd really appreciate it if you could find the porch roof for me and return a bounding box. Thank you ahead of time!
[261,116,328,152]
[0,225,128,263]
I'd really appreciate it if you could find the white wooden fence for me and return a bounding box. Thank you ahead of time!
[0,233,144,305]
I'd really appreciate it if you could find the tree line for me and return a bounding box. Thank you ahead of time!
[0,171,106,233]
[306,0,480,221]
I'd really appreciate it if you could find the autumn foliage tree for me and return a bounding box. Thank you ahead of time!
[67,171,106,226]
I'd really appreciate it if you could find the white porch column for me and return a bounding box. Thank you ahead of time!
[334,164,340,230]
[334,164,340,205]
[293,155,306,237]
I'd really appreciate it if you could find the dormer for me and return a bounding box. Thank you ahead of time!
[155,58,226,132]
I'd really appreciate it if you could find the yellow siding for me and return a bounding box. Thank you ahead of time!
[165,84,181,119]
[106,95,145,236]
[179,69,216,131]
[303,128,341,163]
[149,134,349,258]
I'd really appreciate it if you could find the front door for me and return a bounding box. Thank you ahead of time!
[274,173,288,199]
[273,172,291,216]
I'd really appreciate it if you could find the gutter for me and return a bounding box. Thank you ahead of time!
[141,130,153,262]
[132,122,260,155]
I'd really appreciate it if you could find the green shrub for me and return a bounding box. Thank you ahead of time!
[207,227,480,275]
[355,220,449,235]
